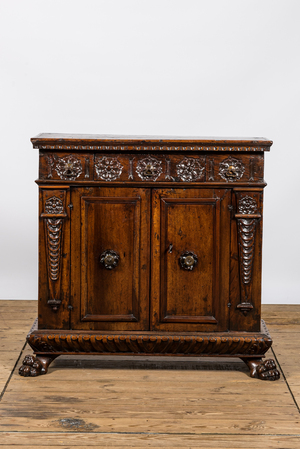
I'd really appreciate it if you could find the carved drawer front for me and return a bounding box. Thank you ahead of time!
[206,154,264,183]
[94,154,206,182]
[39,153,94,181]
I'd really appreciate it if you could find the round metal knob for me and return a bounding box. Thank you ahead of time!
[100,250,120,270]
[143,163,156,178]
[225,165,238,179]
[179,251,198,271]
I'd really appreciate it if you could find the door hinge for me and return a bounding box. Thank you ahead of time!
[68,305,73,310]
[227,302,231,308]
[68,204,73,210]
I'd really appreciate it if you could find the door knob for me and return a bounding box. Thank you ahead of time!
[179,251,198,271]
[100,250,120,270]
[225,165,238,179]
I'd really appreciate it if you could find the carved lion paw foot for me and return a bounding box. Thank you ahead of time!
[257,359,280,381]
[19,355,44,377]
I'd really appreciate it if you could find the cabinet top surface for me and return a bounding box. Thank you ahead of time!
[32,133,272,151]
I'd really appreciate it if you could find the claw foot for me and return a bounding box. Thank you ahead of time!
[19,354,58,377]
[257,359,280,381]
[241,358,280,381]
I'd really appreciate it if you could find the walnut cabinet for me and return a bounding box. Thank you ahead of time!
[19,134,280,380]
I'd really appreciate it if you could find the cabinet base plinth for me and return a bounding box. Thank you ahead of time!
[19,320,279,380]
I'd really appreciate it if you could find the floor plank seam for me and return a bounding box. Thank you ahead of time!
[1,431,300,436]
[271,346,300,414]
[0,340,27,402]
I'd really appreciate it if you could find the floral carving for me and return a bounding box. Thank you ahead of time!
[95,156,123,181]
[55,155,82,180]
[219,157,245,181]
[136,156,163,181]
[238,196,258,215]
[45,196,64,215]
[176,157,204,182]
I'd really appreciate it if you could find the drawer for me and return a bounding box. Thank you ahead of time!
[207,154,264,183]
[93,154,206,182]
[39,152,94,181]
[93,154,264,183]
[39,152,264,183]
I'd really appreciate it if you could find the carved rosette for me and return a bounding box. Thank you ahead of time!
[176,157,204,182]
[219,157,245,181]
[55,155,82,180]
[235,195,260,316]
[136,156,163,181]
[42,194,67,312]
[238,195,258,215]
[95,156,123,181]
[45,196,64,214]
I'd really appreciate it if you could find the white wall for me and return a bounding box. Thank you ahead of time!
[0,0,299,303]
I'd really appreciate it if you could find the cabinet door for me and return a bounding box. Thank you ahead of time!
[151,189,231,332]
[71,187,150,330]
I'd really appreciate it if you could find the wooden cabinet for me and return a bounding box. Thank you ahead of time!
[19,134,280,381]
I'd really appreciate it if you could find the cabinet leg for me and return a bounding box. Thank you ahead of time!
[19,354,59,377]
[241,358,280,381]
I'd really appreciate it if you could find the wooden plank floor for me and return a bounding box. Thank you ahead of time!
[0,301,299,448]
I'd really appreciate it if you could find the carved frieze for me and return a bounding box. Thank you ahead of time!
[176,157,205,182]
[219,157,245,181]
[95,156,123,181]
[55,155,83,180]
[136,156,163,181]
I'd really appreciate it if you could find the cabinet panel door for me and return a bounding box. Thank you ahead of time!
[151,189,231,332]
[71,187,150,330]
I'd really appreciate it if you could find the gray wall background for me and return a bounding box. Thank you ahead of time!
[0,1,299,303]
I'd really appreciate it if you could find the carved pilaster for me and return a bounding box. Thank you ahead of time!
[41,191,68,312]
[235,194,261,316]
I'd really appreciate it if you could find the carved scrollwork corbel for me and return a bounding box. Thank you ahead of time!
[41,191,68,312]
[235,194,261,316]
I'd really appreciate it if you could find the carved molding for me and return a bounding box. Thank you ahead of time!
[54,155,83,180]
[176,157,204,182]
[95,156,123,181]
[35,144,267,152]
[136,156,163,181]
[219,157,245,181]
[26,327,272,356]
